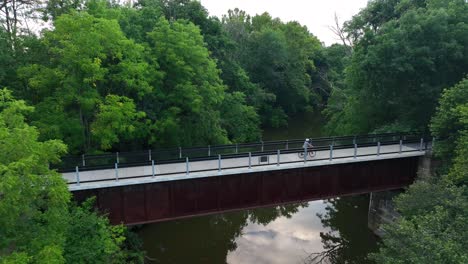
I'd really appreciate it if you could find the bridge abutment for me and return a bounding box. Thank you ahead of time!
[368,153,434,236]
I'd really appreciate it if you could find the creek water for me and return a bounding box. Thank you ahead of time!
[137,113,380,263]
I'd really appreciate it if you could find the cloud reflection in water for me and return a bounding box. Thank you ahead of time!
[227,201,331,264]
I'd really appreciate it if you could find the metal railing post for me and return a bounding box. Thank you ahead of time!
[236,143,238,154]
[354,144,357,159]
[377,142,381,156]
[186,157,189,175]
[148,149,152,161]
[115,163,119,181]
[248,152,252,169]
[277,150,280,166]
[151,160,155,177]
[399,139,403,153]
[179,147,182,159]
[419,138,423,151]
[208,145,211,156]
[261,141,264,152]
[353,136,356,145]
[304,147,307,163]
[75,166,80,185]
[286,140,289,150]
[329,145,333,161]
[116,152,119,164]
[218,155,221,172]
[82,154,86,166]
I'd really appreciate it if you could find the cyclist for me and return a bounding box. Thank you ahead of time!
[299,138,316,158]
[303,138,313,150]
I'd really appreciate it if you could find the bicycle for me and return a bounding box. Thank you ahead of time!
[298,148,316,158]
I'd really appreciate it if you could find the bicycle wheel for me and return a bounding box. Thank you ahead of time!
[298,152,305,158]
[308,151,316,158]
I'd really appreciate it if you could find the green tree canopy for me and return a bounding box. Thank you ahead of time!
[371,75,468,264]
[19,11,154,153]
[0,89,141,263]
[325,0,468,134]
[146,17,229,146]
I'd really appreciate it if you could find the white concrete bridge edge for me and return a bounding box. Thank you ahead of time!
[68,148,426,191]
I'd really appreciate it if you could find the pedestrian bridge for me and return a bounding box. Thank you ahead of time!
[59,133,431,224]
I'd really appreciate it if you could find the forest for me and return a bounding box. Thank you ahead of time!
[0,0,467,263]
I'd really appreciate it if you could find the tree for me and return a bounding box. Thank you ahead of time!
[0,88,69,261]
[430,77,468,184]
[222,11,324,127]
[0,88,143,263]
[370,182,468,264]
[371,75,468,264]
[0,0,40,48]
[325,0,468,135]
[0,29,13,85]
[146,17,229,146]
[220,92,261,143]
[19,11,153,153]
[63,199,144,264]
[40,0,85,21]
[91,95,146,150]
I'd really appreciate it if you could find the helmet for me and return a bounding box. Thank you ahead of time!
[305,138,310,142]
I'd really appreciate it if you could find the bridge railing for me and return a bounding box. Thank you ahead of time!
[63,133,433,185]
[59,132,429,173]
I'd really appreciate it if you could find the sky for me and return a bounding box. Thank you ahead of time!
[200,0,369,46]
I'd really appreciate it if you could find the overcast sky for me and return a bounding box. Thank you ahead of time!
[200,0,369,46]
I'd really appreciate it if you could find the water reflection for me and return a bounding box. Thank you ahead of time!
[309,195,378,264]
[137,194,378,264]
[227,202,327,264]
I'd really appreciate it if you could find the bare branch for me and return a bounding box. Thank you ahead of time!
[328,13,353,53]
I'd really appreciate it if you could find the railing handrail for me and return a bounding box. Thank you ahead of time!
[66,132,422,157]
[67,138,431,185]
[59,133,430,173]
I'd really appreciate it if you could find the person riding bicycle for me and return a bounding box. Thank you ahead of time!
[303,138,313,150]
[299,138,316,158]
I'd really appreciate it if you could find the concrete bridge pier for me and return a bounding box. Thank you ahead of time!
[367,191,401,237]
[367,153,433,236]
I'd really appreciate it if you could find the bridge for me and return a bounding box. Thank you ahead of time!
[60,133,432,225]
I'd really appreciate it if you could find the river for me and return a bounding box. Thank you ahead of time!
[137,113,379,263]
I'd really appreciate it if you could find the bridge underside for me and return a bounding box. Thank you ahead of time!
[72,157,419,225]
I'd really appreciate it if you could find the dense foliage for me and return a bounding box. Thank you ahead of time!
[0,0,334,262]
[1,0,467,262]
[370,78,467,264]
[0,0,335,154]
[0,89,143,263]
[318,1,467,263]
[325,0,468,134]
[430,77,468,183]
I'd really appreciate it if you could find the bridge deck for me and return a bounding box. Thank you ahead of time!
[65,143,427,191]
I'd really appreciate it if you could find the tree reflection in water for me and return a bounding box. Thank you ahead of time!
[138,195,378,264]
[138,212,249,263]
[307,194,379,264]
[248,203,308,225]
[138,203,306,263]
